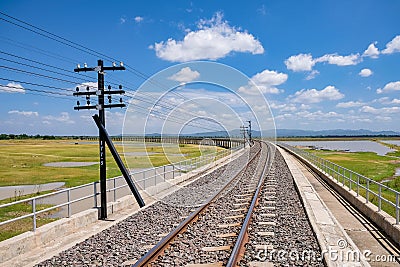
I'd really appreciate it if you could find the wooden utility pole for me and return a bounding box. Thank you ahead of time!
[73,60,125,219]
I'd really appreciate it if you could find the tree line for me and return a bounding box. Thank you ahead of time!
[0,134,79,140]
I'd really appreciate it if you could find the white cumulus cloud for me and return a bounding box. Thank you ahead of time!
[134,16,144,23]
[0,82,25,93]
[290,85,344,104]
[238,69,287,95]
[284,53,315,72]
[376,81,400,94]
[391,99,400,104]
[374,97,400,105]
[316,53,361,66]
[168,67,200,83]
[152,12,264,62]
[382,35,400,54]
[305,70,319,80]
[285,52,361,72]
[360,105,400,114]
[336,101,365,108]
[363,42,380,58]
[43,112,75,124]
[8,110,38,116]
[359,68,373,77]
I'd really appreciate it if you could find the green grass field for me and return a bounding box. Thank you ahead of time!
[0,139,223,241]
[310,150,400,184]
[0,140,222,188]
[303,145,400,218]
[0,191,57,241]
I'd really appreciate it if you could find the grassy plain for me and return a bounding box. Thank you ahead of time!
[0,139,222,241]
[287,138,400,218]
[310,150,400,184]
[0,191,57,241]
[0,139,221,188]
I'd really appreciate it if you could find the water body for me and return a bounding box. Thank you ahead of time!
[124,152,188,157]
[123,152,157,156]
[380,140,400,146]
[283,140,394,156]
[0,182,65,200]
[43,162,98,167]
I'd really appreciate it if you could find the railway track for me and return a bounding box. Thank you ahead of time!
[36,142,323,266]
[238,145,323,266]
[133,141,323,266]
[133,141,269,266]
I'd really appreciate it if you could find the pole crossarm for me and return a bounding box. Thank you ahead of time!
[73,91,97,96]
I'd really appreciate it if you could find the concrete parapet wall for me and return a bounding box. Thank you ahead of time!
[0,207,98,263]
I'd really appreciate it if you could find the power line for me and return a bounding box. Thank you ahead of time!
[0,35,78,64]
[0,12,194,105]
[0,11,118,63]
[0,12,228,132]
[0,65,97,87]
[0,77,75,93]
[0,16,103,60]
[0,12,194,103]
[0,41,203,126]
[0,83,70,97]
[0,56,96,84]
[0,50,97,81]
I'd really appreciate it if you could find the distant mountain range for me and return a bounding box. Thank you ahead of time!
[141,129,400,138]
[125,129,400,138]
[274,129,400,137]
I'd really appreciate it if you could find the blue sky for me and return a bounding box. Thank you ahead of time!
[0,0,400,135]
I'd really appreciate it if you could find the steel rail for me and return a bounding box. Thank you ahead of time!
[226,141,273,266]
[132,142,263,267]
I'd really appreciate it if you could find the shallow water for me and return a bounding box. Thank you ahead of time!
[284,140,394,156]
[43,162,98,167]
[0,182,65,200]
[380,140,400,146]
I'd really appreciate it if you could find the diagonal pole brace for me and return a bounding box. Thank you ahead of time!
[92,114,145,208]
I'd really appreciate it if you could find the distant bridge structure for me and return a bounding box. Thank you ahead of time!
[80,136,244,149]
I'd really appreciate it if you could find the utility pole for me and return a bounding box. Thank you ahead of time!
[73,60,125,220]
[240,125,248,149]
[247,120,252,146]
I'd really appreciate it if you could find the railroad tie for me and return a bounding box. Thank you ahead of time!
[247,261,274,267]
[225,214,245,219]
[201,245,231,252]
[218,222,241,228]
[186,262,223,267]
[257,221,276,226]
[216,232,237,238]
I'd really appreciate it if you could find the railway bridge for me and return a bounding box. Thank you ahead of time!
[80,136,244,149]
[1,141,399,266]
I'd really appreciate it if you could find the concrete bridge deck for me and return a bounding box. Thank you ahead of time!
[1,143,399,266]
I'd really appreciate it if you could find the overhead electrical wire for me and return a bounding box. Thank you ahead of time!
[0,11,193,103]
[0,11,225,132]
[0,77,76,92]
[0,65,97,87]
[0,50,98,81]
[0,83,70,97]
[0,56,97,84]
[0,35,78,64]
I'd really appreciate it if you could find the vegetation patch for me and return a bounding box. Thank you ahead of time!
[0,140,224,187]
[0,191,58,241]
